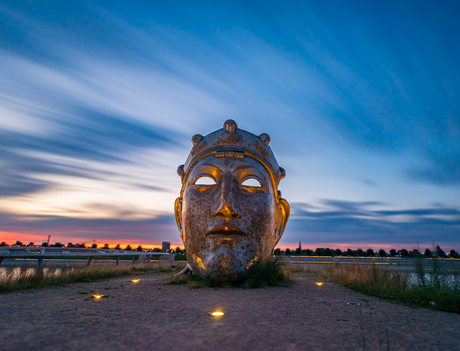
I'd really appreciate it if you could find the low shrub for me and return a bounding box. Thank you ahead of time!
[167,257,291,289]
[319,262,460,314]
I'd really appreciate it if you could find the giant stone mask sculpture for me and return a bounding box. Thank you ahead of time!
[175,120,290,281]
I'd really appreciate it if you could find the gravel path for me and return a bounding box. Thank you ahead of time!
[1,274,459,351]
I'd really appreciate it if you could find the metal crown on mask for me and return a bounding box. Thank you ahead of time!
[177,119,286,198]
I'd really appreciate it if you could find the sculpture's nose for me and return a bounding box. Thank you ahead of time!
[213,174,241,219]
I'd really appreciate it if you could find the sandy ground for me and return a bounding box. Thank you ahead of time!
[0,273,459,351]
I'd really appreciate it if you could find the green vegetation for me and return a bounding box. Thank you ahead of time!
[317,260,460,314]
[174,253,187,261]
[274,244,458,258]
[168,257,291,289]
[0,263,185,294]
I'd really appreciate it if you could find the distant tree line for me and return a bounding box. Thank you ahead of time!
[0,241,187,254]
[0,241,150,252]
[273,245,459,258]
[1,241,456,258]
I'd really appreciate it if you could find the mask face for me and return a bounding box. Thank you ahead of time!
[176,154,282,281]
[174,120,289,281]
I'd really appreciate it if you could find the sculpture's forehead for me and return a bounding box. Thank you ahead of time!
[191,154,268,173]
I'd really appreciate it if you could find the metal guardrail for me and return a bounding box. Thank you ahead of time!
[283,255,460,271]
[0,247,175,273]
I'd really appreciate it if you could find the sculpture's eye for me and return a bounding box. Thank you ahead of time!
[241,178,262,188]
[194,176,216,186]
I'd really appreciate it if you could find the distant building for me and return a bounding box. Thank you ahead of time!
[162,242,171,251]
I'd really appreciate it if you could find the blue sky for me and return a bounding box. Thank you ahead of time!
[1,0,459,250]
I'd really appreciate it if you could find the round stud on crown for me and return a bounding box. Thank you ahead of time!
[177,164,185,178]
[259,133,270,146]
[279,167,286,179]
[223,119,237,133]
[191,134,203,146]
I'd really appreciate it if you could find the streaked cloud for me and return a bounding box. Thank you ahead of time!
[0,210,177,246]
[286,200,460,248]
[0,0,459,248]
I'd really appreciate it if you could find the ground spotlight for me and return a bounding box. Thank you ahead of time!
[209,311,224,317]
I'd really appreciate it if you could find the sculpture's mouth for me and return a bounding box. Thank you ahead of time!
[205,226,247,239]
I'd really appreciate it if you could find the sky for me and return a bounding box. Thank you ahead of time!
[0,0,459,251]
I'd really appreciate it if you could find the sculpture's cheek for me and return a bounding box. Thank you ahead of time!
[239,191,277,251]
[182,188,215,275]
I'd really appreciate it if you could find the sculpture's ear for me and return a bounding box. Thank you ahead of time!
[174,198,184,242]
[274,198,290,246]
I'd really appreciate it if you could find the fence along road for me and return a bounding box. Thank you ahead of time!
[283,255,460,272]
[0,247,174,274]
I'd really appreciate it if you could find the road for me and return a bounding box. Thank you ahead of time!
[1,273,459,351]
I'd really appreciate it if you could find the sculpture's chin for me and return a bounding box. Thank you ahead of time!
[192,246,251,282]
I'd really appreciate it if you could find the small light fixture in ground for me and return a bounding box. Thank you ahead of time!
[131,279,141,283]
[92,295,104,299]
[315,282,324,286]
[210,311,224,317]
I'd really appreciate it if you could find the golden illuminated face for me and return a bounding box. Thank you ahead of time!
[175,154,288,281]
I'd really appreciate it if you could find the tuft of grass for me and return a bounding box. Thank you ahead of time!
[167,257,291,289]
[318,262,460,314]
[0,262,185,294]
[244,257,292,288]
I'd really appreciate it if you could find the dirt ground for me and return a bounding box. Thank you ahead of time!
[0,273,459,351]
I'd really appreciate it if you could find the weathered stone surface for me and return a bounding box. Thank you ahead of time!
[175,120,290,281]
